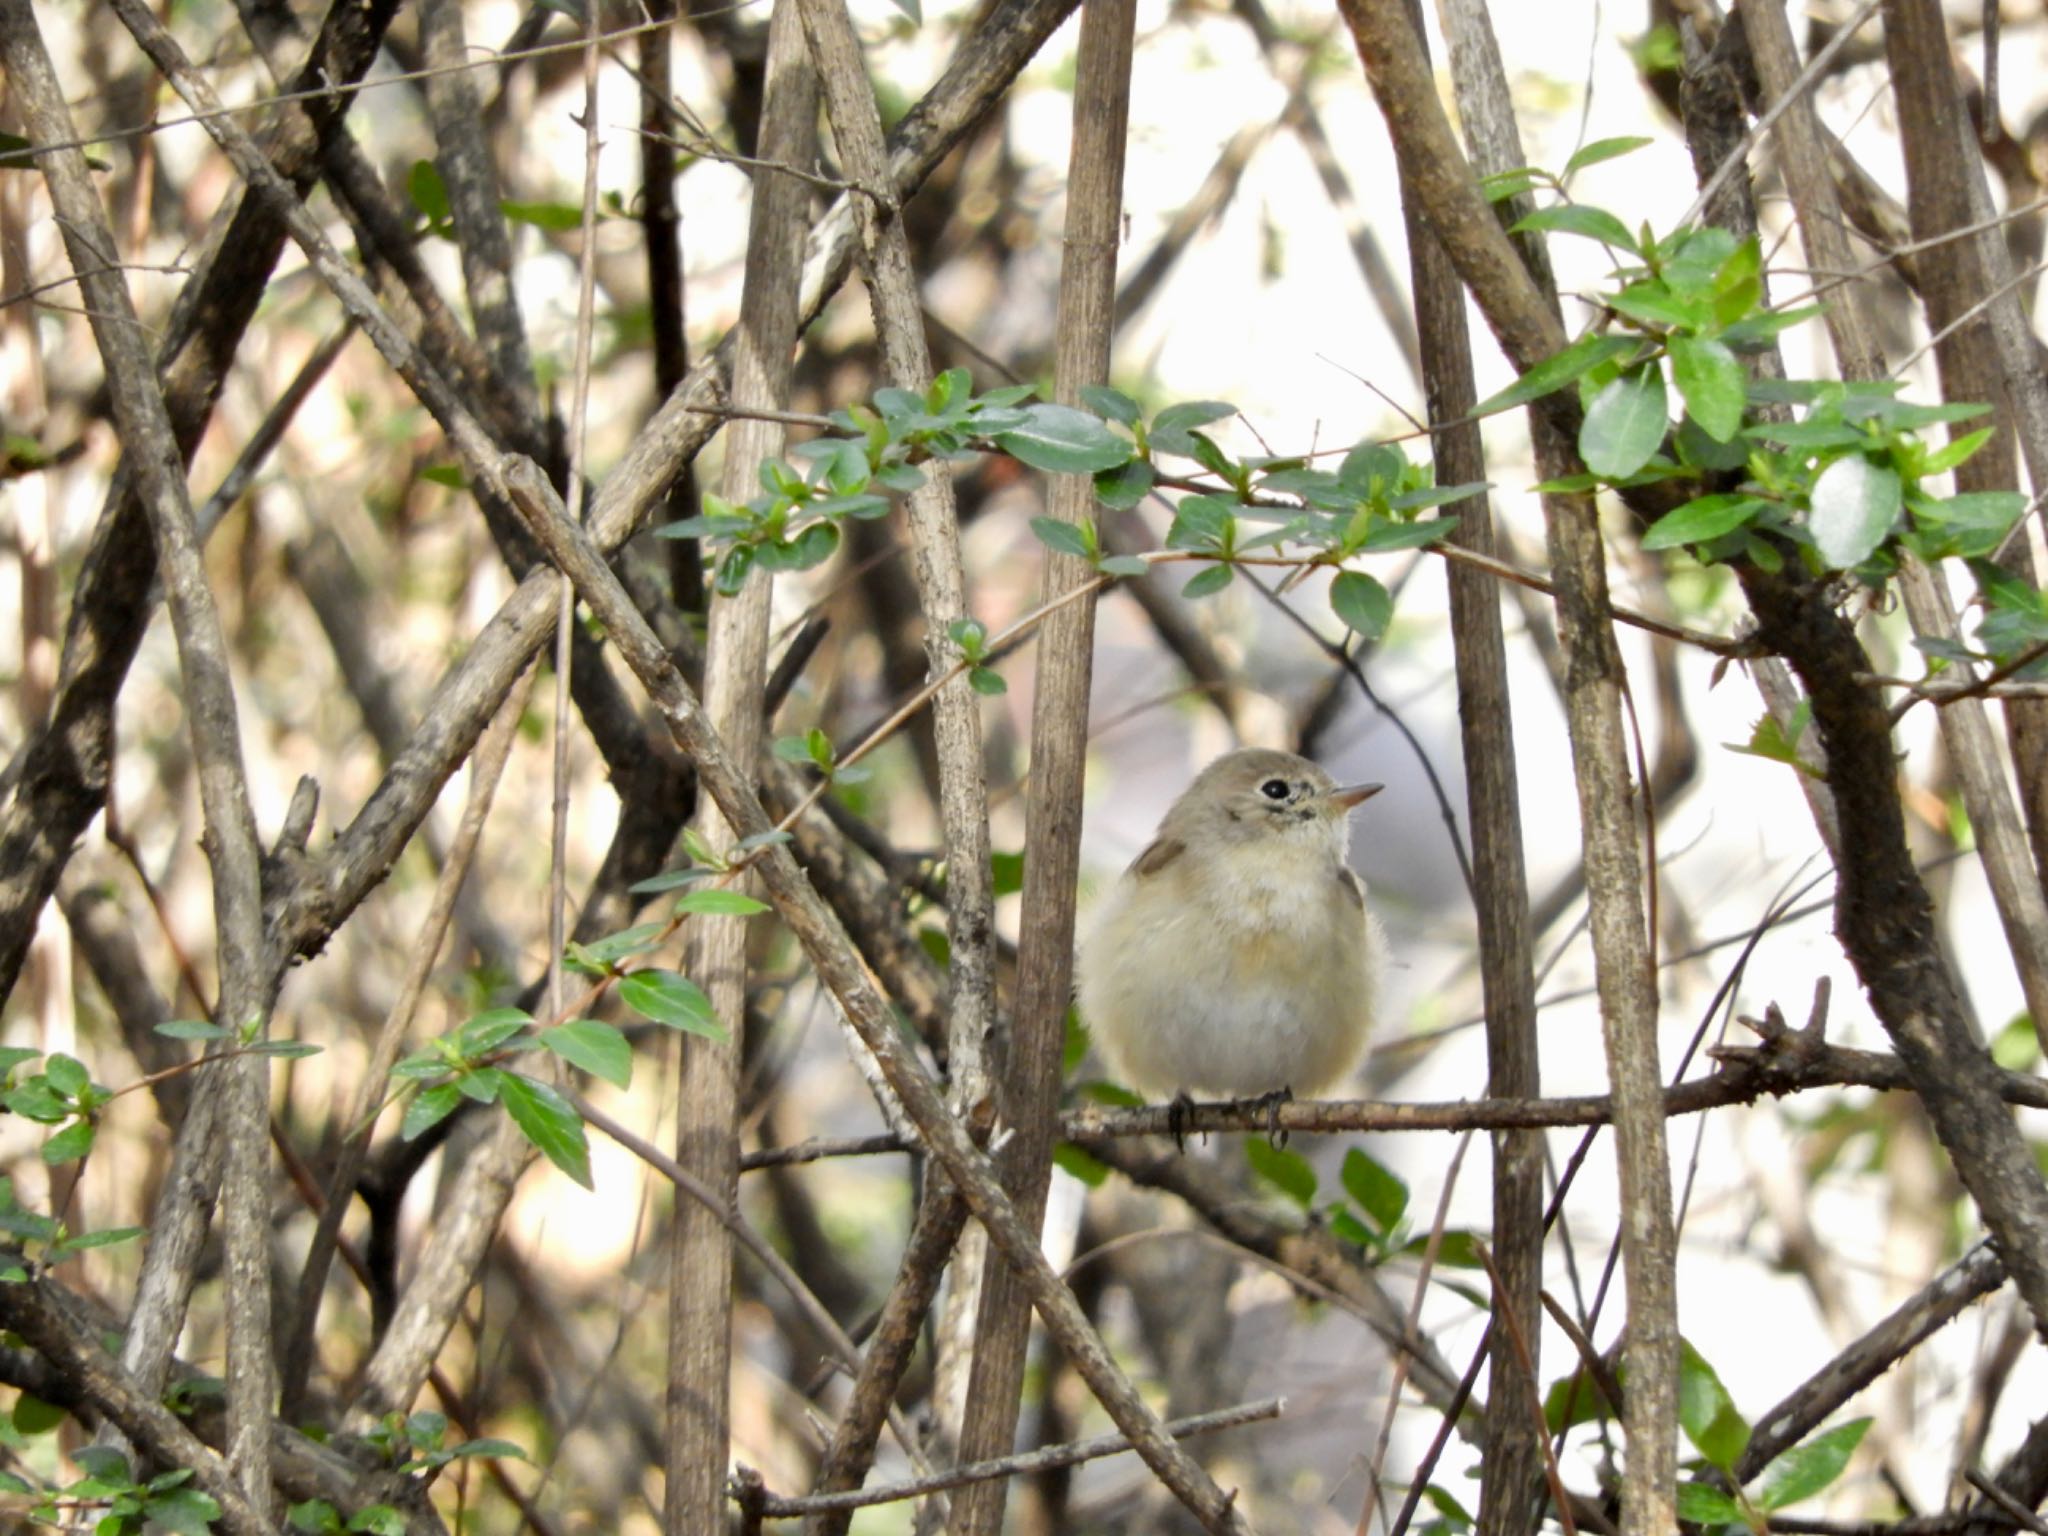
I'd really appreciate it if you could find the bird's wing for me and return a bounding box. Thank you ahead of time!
[1128,838,1185,878]
[1335,866,1366,909]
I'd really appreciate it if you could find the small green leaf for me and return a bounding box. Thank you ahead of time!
[13,1393,64,1434]
[1474,333,1636,416]
[1641,494,1766,551]
[40,1120,95,1165]
[1678,1339,1751,1471]
[968,665,1008,695]
[1080,384,1141,425]
[1030,517,1094,559]
[1095,457,1155,510]
[628,866,715,894]
[1340,1147,1408,1233]
[42,1055,87,1099]
[1808,454,1902,570]
[1052,1142,1109,1187]
[540,1021,632,1090]
[1148,400,1237,457]
[1542,1365,1617,1432]
[1675,1484,1744,1525]
[1245,1139,1317,1207]
[1667,335,1746,443]
[618,970,727,1041]
[993,404,1132,473]
[498,1073,593,1189]
[1580,366,1668,478]
[143,1485,220,1536]
[1563,135,1653,177]
[60,1224,142,1252]
[674,889,771,918]
[407,159,451,225]
[1510,202,1641,254]
[402,1083,464,1141]
[499,198,587,231]
[249,1040,323,1059]
[289,1501,343,1535]
[1755,1418,1871,1510]
[1181,563,1233,599]
[1096,554,1150,578]
[155,1019,230,1041]
[1330,571,1393,640]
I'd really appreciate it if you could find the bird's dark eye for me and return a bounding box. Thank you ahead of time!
[1260,778,1291,801]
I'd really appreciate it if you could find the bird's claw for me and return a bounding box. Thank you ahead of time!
[1168,1090,1197,1153]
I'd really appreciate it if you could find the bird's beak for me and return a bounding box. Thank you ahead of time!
[1327,782,1384,813]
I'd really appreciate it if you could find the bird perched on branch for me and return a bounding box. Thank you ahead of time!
[1077,748,1385,1111]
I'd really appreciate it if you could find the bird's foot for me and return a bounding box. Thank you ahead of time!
[1243,1086,1293,1148]
[1168,1090,1198,1153]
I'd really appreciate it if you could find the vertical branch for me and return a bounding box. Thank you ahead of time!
[944,2,1134,1531]
[665,3,817,1529]
[1408,5,1544,1531]
[2,2,277,1506]
[1334,5,1677,1533]
[505,458,1253,1535]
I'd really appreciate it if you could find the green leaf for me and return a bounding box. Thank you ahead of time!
[249,1040,323,1060]
[1510,202,1640,254]
[1580,366,1668,478]
[42,1055,87,1099]
[628,866,715,895]
[1606,280,1709,331]
[60,1225,142,1251]
[1923,426,1995,477]
[674,889,771,917]
[1667,335,1746,443]
[1080,384,1141,425]
[1030,517,1094,559]
[1808,454,1902,570]
[459,1009,533,1058]
[40,1120,95,1165]
[289,1501,343,1535]
[1166,494,1236,551]
[346,1506,406,1536]
[1755,1418,1871,1510]
[1096,554,1150,578]
[1330,570,1393,640]
[401,1083,464,1141]
[968,665,1008,695]
[1351,519,1452,553]
[993,404,1132,473]
[1181,563,1233,599]
[618,970,727,1041]
[498,1073,593,1190]
[499,199,586,231]
[1244,1139,1317,1208]
[1678,1339,1751,1471]
[1641,494,1766,551]
[1052,1142,1109,1187]
[456,1066,506,1104]
[155,1020,230,1041]
[143,1485,221,1536]
[992,851,1026,897]
[540,1021,632,1091]
[1474,333,1636,416]
[13,1393,64,1434]
[1149,400,1237,457]
[1340,1147,1408,1233]
[1095,457,1155,510]
[1564,135,1654,176]
[1675,1484,1744,1525]
[407,159,451,225]
[1542,1366,1617,1432]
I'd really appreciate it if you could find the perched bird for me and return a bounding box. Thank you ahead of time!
[1077,748,1385,1104]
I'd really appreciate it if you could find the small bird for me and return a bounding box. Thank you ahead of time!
[1076,748,1385,1106]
